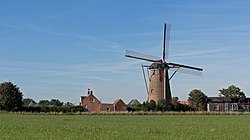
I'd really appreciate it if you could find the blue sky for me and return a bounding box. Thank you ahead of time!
[1,0,250,104]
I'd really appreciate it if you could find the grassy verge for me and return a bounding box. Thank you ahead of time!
[0,113,250,139]
[3,111,250,115]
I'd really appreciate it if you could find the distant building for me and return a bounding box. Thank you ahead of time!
[127,99,141,106]
[81,89,102,112]
[80,89,127,112]
[179,101,189,105]
[207,97,238,112]
[101,103,114,112]
[114,99,127,112]
[238,98,250,112]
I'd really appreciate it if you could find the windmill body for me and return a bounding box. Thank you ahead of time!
[148,63,164,102]
[125,23,203,104]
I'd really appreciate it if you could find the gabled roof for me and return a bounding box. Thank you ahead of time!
[127,99,141,106]
[114,99,121,105]
[114,99,127,106]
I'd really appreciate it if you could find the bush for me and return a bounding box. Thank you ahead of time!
[20,105,83,113]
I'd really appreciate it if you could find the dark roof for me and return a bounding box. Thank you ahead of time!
[127,99,141,106]
[81,96,86,101]
[239,98,250,103]
[207,97,231,103]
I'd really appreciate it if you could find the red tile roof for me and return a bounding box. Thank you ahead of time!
[179,101,189,105]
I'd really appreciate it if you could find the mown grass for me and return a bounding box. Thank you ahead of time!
[0,113,250,140]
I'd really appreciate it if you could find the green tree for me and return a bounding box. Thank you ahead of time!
[23,98,36,107]
[188,89,207,111]
[50,99,63,106]
[219,85,246,99]
[144,100,156,111]
[0,82,23,111]
[64,102,74,106]
[156,99,172,111]
[38,100,50,106]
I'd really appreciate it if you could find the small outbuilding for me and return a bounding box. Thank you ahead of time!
[207,97,238,112]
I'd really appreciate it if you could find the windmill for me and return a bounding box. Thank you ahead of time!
[125,23,203,103]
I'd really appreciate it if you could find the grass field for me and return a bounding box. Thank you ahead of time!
[0,113,250,140]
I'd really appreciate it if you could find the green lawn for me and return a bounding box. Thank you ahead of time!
[0,113,250,140]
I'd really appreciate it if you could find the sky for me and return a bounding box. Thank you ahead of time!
[1,0,250,104]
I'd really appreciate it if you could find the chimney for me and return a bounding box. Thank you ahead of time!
[87,88,90,95]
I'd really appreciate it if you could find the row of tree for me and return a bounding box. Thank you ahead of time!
[22,98,73,107]
[0,81,246,112]
[141,97,193,112]
[0,82,80,112]
[188,85,246,111]
[129,85,246,112]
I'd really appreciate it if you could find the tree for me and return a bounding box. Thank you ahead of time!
[0,82,23,111]
[171,97,179,106]
[188,89,207,111]
[38,100,50,106]
[156,99,172,111]
[144,100,156,111]
[50,99,63,106]
[64,102,74,106]
[219,85,246,99]
[23,98,36,107]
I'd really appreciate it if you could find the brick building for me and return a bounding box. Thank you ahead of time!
[80,89,127,112]
[101,103,114,112]
[114,99,127,112]
[81,89,101,112]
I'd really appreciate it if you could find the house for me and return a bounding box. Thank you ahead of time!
[114,99,127,112]
[127,99,141,106]
[80,89,127,112]
[81,89,101,112]
[207,97,238,112]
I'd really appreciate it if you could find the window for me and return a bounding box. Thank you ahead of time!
[229,104,238,111]
[229,104,233,111]
[233,104,238,111]
[214,104,219,111]
[92,99,95,102]
[106,108,110,111]
[151,89,154,95]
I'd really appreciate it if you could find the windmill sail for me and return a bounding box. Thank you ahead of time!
[125,50,161,62]
[162,23,166,61]
[168,62,203,71]
[163,24,171,61]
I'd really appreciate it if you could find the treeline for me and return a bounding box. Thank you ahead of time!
[23,98,73,107]
[128,97,193,112]
[0,81,83,112]
[128,85,246,112]
[21,98,83,113]
[0,81,246,113]
[20,105,83,113]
